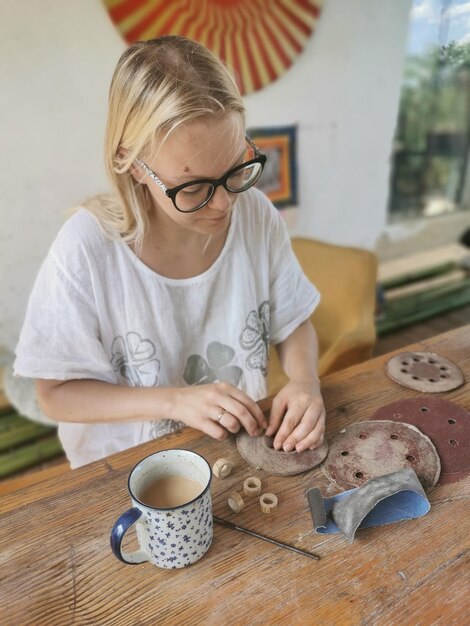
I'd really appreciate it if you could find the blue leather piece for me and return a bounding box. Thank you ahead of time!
[307,468,430,542]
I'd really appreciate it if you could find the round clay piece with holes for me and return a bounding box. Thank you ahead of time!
[371,397,470,484]
[321,420,440,492]
[386,351,464,393]
[236,431,328,476]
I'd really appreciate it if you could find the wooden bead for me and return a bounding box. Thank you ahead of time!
[213,458,233,478]
[260,493,278,514]
[243,477,262,496]
[227,492,245,513]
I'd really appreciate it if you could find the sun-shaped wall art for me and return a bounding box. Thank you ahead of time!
[103,0,323,95]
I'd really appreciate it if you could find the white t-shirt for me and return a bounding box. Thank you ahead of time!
[14,188,320,468]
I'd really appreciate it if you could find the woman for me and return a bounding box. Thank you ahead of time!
[14,35,325,468]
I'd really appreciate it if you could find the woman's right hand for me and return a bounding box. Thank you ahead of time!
[168,383,267,440]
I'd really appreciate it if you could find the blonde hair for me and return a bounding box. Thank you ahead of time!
[85,35,245,247]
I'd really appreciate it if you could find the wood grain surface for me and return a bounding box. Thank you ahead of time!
[1,327,469,626]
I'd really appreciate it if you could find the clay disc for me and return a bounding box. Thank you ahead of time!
[236,432,328,476]
[386,351,464,393]
[371,397,470,484]
[321,420,440,492]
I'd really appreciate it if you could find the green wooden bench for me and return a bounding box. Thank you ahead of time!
[0,406,64,478]
[376,256,470,335]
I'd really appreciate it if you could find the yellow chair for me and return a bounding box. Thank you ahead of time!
[268,237,378,394]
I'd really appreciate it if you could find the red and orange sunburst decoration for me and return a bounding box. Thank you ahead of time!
[103,0,323,95]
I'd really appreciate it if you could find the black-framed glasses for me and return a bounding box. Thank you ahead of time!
[136,137,266,213]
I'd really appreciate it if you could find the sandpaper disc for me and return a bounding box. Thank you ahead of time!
[386,351,464,393]
[371,397,470,484]
[321,420,440,492]
[236,431,328,476]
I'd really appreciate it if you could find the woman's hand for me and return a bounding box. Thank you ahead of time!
[35,379,266,439]
[266,380,325,453]
[169,382,267,441]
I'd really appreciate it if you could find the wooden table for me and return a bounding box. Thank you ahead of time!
[1,327,469,625]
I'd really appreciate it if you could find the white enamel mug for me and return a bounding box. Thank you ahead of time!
[110,449,213,569]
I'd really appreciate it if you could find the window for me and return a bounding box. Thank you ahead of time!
[389,0,470,220]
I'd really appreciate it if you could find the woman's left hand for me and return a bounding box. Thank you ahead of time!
[266,381,325,453]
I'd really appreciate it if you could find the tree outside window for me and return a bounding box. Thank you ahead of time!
[389,0,470,220]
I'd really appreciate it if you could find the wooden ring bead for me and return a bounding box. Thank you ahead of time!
[260,493,278,514]
[243,477,262,496]
[213,458,233,478]
[227,492,245,513]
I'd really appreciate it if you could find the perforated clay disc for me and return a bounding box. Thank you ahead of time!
[371,397,470,484]
[236,431,328,476]
[386,351,464,393]
[321,420,440,492]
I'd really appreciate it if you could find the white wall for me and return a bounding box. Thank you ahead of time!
[245,0,412,247]
[0,0,125,353]
[0,0,411,352]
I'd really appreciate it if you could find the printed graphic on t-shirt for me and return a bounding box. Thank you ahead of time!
[184,341,243,386]
[240,301,270,376]
[148,418,185,441]
[111,331,160,386]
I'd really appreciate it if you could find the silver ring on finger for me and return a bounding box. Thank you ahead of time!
[217,409,227,423]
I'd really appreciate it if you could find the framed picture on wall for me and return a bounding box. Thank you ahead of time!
[248,125,298,209]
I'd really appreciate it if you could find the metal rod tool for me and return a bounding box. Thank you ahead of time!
[213,516,320,561]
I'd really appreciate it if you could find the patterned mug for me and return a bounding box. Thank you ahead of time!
[110,449,213,569]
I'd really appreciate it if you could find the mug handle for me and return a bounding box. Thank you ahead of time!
[110,507,149,565]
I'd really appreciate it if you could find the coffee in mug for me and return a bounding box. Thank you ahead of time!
[140,475,203,509]
[110,449,212,569]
